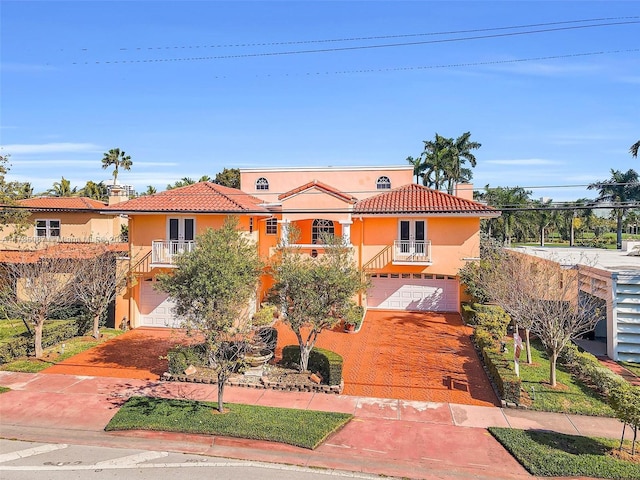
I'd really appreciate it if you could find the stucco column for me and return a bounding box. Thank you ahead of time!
[339,220,352,244]
[279,220,290,246]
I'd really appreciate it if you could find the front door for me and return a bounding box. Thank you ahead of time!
[399,220,425,254]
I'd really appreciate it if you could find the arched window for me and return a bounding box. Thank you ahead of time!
[312,219,334,244]
[376,176,391,189]
[255,177,269,190]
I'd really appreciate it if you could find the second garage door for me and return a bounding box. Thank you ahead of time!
[367,274,459,312]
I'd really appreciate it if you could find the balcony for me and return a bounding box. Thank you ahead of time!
[393,240,432,265]
[151,240,195,266]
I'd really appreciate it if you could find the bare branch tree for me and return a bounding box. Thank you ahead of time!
[0,249,79,358]
[73,244,130,338]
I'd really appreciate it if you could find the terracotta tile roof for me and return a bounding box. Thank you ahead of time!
[17,197,107,210]
[353,183,500,215]
[0,242,128,263]
[278,180,358,204]
[103,182,269,214]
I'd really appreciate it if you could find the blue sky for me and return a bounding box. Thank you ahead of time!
[1,1,638,201]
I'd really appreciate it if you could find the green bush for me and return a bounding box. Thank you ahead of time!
[475,304,511,338]
[461,303,476,325]
[560,342,625,395]
[0,319,89,364]
[482,347,521,404]
[281,345,343,386]
[166,344,208,374]
[473,328,496,350]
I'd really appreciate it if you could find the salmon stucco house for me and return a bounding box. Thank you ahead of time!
[104,165,499,329]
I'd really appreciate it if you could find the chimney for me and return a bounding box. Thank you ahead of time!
[108,186,127,206]
[454,183,474,201]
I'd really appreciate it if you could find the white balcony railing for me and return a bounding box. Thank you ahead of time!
[393,240,431,263]
[152,240,195,266]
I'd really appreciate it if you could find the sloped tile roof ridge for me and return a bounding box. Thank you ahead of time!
[354,183,498,214]
[17,196,107,210]
[278,179,358,203]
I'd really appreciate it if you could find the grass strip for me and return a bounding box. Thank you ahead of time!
[0,386,10,394]
[1,329,125,373]
[489,427,640,479]
[106,396,352,449]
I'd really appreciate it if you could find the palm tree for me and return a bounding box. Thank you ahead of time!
[101,148,132,186]
[142,185,157,196]
[80,180,108,201]
[482,185,531,245]
[406,156,423,183]
[631,140,640,158]
[166,177,196,190]
[443,132,481,195]
[421,133,451,190]
[48,177,77,197]
[588,169,640,249]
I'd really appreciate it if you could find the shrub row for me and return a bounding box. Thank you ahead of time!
[282,345,343,386]
[167,343,208,375]
[0,318,90,364]
[481,346,521,404]
[560,342,626,396]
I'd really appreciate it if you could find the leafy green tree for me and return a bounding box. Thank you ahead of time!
[101,148,132,186]
[48,176,77,197]
[213,168,240,189]
[588,169,640,249]
[80,180,108,201]
[269,234,366,372]
[157,217,263,412]
[443,132,481,195]
[529,199,557,246]
[481,185,532,245]
[166,177,196,190]
[141,185,157,196]
[0,154,31,232]
[609,383,640,455]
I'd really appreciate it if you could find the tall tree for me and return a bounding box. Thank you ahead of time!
[588,169,640,249]
[631,140,640,158]
[101,148,132,186]
[213,168,240,189]
[156,217,263,413]
[48,176,77,197]
[482,185,532,245]
[0,250,78,358]
[269,234,366,372]
[443,131,481,195]
[0,154,31,233]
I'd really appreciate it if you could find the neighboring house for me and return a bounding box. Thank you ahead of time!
[104,166,499,329]
[1,193,127,249]
[515,244,640,362]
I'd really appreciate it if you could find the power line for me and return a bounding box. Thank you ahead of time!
[73,21,640,65]
[70,16,638,52]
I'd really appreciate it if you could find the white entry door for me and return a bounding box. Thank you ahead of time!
[398,220,426,255]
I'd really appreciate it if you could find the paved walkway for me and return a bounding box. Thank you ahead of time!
[43,311,499,406]
[0,371,630,480]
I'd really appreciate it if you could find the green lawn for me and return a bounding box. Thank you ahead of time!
[106,396,352,449]
[515,340,614,416]
[0,328,125,373]
[489,427,640,479]
[0,386,10,394]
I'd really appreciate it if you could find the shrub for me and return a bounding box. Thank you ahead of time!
[482,347,521,404]
[461,303,476,325]
[560,342,625,395]
[473,328,495,351]
[281,345,343,386]
[166,344,208,374]
[0,318,89,364]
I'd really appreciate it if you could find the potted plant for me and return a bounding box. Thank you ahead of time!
[343,304,364,333]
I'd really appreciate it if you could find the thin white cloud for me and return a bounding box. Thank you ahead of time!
[1,142,102,154]
[485,158,559,166]
[13,159,99,167]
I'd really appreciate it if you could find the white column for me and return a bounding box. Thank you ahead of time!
[279,220,290,246]
[339,220,352,244]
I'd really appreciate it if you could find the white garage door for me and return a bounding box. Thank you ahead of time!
[139,277,184,328]
[367,274,459,312]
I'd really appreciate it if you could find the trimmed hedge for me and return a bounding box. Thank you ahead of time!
[0,318,90,363]
[461,303,475,325]
[560,342,626,396]
[282,345,343,386]
[167,343,208,375]
[482,346,521,404]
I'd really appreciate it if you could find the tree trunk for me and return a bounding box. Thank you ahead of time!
[540,227,545,247]
[570,215,575,247]
[34,319,44,359]
[299,344,312,372]
[549,350,558,387]
[217,376,225,413]
[617,210,623,250]
[620,422,627,451]
[92,313,101,339]
[525,328,532,364]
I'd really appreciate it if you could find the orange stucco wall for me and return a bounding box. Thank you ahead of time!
[240,166,414,203]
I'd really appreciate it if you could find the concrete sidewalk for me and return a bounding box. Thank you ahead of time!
[0,371,630,480]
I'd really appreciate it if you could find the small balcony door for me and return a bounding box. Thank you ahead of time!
[168,217,195,242]
[399,220,425,254]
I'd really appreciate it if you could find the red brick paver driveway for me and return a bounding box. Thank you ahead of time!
[275,310,499,406]
[43,311,498,406]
